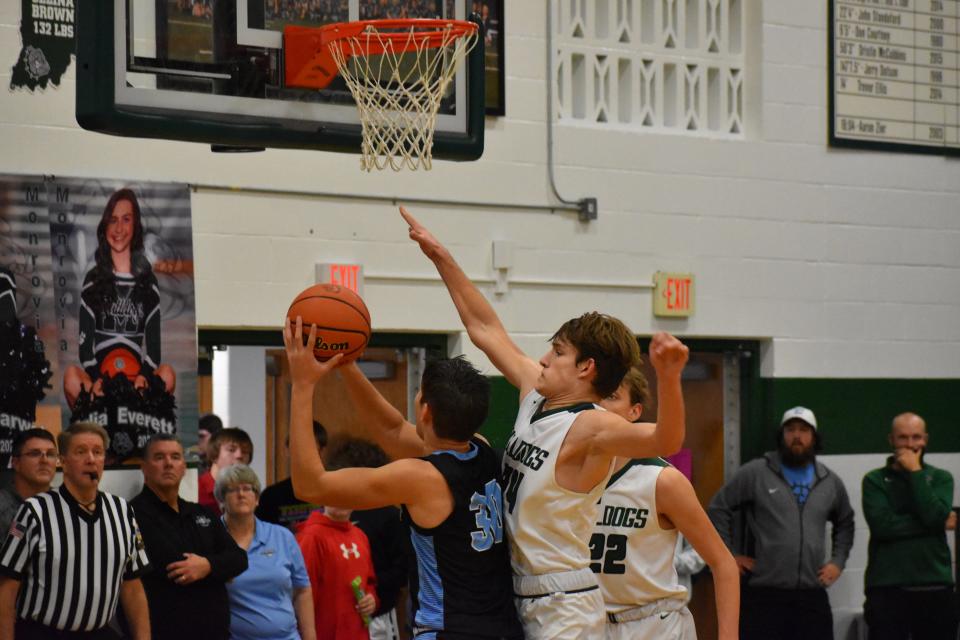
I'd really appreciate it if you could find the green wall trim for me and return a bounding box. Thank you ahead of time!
[480,377,520,449]
[754,378,960,460]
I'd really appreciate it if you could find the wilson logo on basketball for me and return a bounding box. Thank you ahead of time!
[313,336,349,351]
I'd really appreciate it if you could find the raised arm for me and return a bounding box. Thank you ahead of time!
[590,332,688,458]
[284,318,445,513]
[401,207,540,394]
[658,468,739,640]
[339,362,430,460]
[285,316,341,505]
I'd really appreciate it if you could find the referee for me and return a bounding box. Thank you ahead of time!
[0,422,151,639]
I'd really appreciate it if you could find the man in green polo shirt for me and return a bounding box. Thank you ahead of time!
[862,412,957,640]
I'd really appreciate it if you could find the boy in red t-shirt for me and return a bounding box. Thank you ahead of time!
[298,503,378,640]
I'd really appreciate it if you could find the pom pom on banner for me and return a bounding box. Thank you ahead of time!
[0,320,53,422]
[72,373,177,464]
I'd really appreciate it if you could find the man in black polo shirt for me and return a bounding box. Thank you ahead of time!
[131,434,247,640]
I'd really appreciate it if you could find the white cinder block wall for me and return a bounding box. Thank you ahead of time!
[2,1,959,636]
[1,2,956,375]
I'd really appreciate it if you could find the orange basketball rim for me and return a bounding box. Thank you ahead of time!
[284,19,479,91]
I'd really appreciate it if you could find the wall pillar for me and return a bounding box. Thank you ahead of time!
[212,346,267,484]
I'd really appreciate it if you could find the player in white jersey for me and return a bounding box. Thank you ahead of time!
[595,367,739,640]
[402,207,689,639]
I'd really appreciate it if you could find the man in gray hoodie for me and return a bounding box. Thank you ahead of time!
[708,406,855,640]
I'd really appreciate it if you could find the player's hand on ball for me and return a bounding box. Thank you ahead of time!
[649,332,689,378]
[400,206,445,261]
[283,315,344,387]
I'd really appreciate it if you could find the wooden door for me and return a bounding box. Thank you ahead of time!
[265,347,410,483]
[639,352,726,640]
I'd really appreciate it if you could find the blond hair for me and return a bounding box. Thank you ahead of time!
[621,366,651,408]
[58,421,110,453]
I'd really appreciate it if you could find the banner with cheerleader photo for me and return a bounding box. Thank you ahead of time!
[47,178,198,464]
[0,175,57,470]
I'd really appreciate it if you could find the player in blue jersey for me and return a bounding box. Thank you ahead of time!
[284,318,522,640]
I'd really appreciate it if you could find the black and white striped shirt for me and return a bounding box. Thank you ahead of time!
[0,485,151,632]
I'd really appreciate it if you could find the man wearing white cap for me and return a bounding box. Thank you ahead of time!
[707,406,855,640]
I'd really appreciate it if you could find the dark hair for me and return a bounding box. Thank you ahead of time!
[207,427,254,464]
[326,438,389,470]
[286,421,328,450]
[550,312,640,397]
[420,356,490,442]
[198,413,224,435]
[95,188,145,267]
[12,428,56,457]
[143,433,182,457]
[88,188,153,307]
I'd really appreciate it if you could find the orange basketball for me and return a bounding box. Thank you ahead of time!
[287,283,371,363]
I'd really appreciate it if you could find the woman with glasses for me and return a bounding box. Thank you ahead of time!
[218,464,317,640]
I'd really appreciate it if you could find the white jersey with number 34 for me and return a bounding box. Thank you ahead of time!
[502,390,612,576]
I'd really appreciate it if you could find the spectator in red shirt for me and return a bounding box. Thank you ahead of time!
[297,446,378,640]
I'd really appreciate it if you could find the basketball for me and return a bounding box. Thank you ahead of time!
[286,283,371,363]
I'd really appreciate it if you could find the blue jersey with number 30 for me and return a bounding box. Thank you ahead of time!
[402,438,522,639]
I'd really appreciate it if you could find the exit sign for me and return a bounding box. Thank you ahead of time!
[316,263,364,296]
[653,272,695,317]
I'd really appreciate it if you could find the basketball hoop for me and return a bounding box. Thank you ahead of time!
[285,19,479,171]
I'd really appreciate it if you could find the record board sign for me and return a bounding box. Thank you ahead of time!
[829,0,960,155]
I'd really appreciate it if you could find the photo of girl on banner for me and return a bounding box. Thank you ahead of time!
[0,175,56,470]
[62,188,178,406]
[50,179,197,464]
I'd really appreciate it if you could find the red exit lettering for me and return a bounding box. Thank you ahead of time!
[328,264,360,293]
[664,277,692,311]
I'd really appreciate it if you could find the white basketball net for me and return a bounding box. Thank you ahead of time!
[328,23,478,171]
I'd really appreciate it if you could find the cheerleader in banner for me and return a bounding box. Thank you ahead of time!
[63,189,177,459]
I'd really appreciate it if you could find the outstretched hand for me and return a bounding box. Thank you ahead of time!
[649,332,689,378]
[400,206,445,261]
[282,316,344,388]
